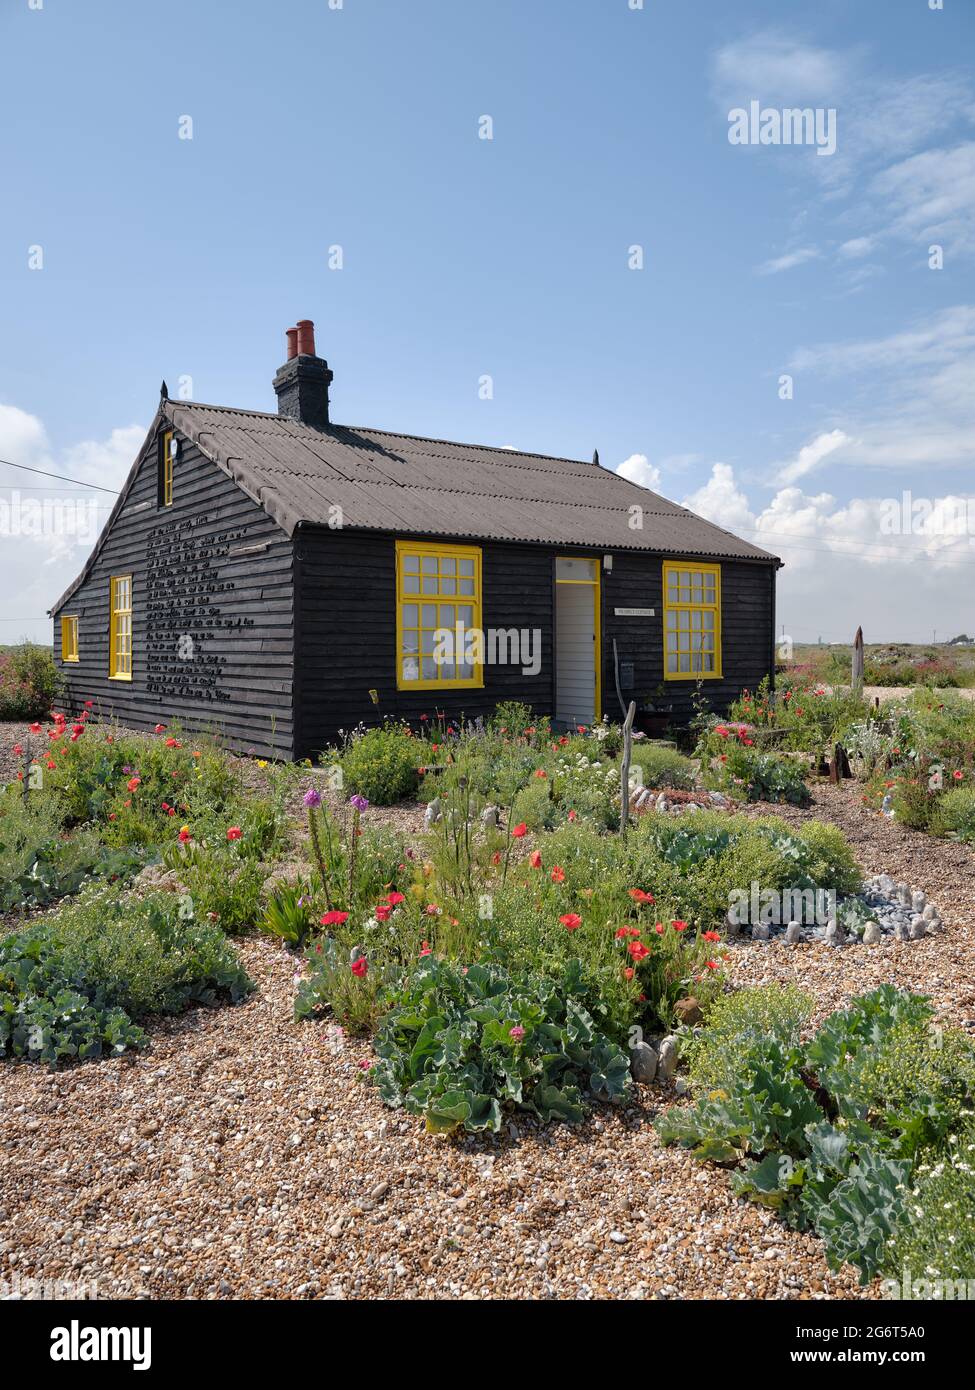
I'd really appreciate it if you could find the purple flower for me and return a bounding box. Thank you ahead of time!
[349,794,369,813]
[303,788,322,808]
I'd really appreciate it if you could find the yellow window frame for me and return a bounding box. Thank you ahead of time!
[161,430,174,506]
[61,614,79,663]
[395,540,483,690]
[662,560,722,680]
[109,575,133,681]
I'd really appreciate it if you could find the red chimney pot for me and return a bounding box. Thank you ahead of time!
[286,327,298,360]
[296,319,316,357]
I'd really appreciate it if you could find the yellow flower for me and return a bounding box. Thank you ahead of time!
[256,760,268,768]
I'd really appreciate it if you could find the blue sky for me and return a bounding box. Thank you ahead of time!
[2,0,974,644]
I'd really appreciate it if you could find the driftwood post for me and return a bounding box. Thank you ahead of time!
[852,625,864,696]
[620,700,636,833]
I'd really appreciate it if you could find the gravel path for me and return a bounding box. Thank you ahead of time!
[2,767,973,1300]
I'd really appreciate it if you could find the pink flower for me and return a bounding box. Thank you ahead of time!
[509,1025,525,1041]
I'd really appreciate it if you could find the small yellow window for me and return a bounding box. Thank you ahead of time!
[109,575,133,680]
[161,430,174,506]
[663,561,721,679]
[61,615,79,663]
[395,541,483,689]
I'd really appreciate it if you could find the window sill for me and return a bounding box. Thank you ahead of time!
[109,674,133,683]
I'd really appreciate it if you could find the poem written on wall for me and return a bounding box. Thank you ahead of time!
[146,513,255,702]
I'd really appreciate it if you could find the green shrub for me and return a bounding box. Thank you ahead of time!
[929,785,975,843]
[0,643,60,720]
[165,842,268,933]
[632,743,696,791]
[0,886,253,1065]
[370,955,630,1134]
[681,983,813,1093]
[0,786,150,910]
[339,722,420,804]
[705,744,811,805]
[656,985,975,1284]
[887,1127,975,1297]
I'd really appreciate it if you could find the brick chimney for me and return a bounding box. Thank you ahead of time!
[273,319,333,430]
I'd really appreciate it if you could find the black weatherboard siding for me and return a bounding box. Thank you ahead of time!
[51,427,296,760]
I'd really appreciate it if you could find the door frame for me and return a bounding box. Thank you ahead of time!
[554,556,601,723]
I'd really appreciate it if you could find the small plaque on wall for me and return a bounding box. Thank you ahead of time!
[614,607,655,617]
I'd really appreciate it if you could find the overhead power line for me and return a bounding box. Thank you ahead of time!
[0,457,120,495]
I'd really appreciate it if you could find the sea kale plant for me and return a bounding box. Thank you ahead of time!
[369,955,631,1135]
[656,985,975,1283]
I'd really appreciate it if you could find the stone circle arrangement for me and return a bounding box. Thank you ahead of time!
[726,874,944,947]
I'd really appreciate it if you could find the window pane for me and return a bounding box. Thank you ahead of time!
[457,661,473,679]
[667,654,678,672]
[402,630,419,653]
[440,577,456,594]
[421,555,437,573]
[402,604,418,627]
[421,656,437,680]
[703,611,714,629]
[404,575,419,594]
[402,657,419,681]
[440,661,455,679]
[422,576,438,593]
[421,604,437,627]
[667,633,678,652]
[458,606,473,625]
[459,579,475,595]
[666,610,677,629]
[459,559,475,576]
[403,555,419,573]
[440,557,456,575]
[440,605,455,627]
[421,631,436,654]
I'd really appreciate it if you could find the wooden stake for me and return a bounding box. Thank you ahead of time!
[620,700,636,833]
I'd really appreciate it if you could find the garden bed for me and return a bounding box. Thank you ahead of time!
[2,717,975,1300]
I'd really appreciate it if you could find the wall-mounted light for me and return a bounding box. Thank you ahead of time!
[603,554,613,572]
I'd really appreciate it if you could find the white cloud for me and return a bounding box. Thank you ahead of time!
[681,463,755,535]
[785,306,975,473]
[775,428,851,484]
[756,247,820,275]
[869,142,975,253]
[837,236,875,258]
[615,453,661,491]
[0,405,144,642]
[712,31,975,258]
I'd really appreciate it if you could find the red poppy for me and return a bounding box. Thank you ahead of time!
[351,958,368,977]
[226,826,243,841]
[178,827,191,843]
[375,904,393,921]
[559,913,583,932]
[567,810,578,822]
[672,920,688,932]
[623,967,635,980]
[529,850,543,869]
[550,865,565,883]
[419,941,432,957]
[154,724,167,734]
[127,776,141,792]
[29,723,41,734]
[386,891,406,906]
[702,930,721,943]
[628,940,650,961]
[321,910,349,926]
[628,889,655,905]
[511,822,528,838]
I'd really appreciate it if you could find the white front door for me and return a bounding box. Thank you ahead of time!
[555,559,598,725]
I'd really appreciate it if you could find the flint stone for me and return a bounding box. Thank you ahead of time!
[862,922,882,945]
[629,1041,659,1084]
[657,1036,679,1083]
[784,921,802,944]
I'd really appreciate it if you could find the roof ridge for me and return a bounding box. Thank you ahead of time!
[167,400,596,470]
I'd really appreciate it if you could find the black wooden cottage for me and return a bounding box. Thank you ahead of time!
[50,322,781,760]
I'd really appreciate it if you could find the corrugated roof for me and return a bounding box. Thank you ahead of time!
[50,398,779,615]
[166,401,779,562]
